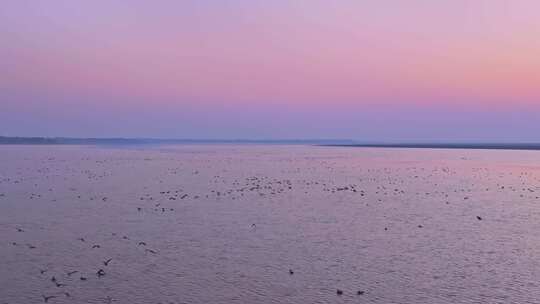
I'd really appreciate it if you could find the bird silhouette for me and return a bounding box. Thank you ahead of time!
[42,295,56,302]
[103,258,113,266]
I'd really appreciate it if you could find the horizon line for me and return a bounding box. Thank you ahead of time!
[1,136,540,147]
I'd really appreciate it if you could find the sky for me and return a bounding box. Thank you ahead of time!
[1,1,539,141]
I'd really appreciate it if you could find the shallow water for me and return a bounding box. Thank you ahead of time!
[1,145,540,304]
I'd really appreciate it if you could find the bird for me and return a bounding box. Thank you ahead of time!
[92,244,101,249]
[42,295,56,302]
[80,276,87,281]
[138,242,147,246]
[77,237,85,242]
[51,276,57,282]
[97,269,106,277]
[40,269,47,274]
[17,228,24,232]
[55,282,66,287]
[289,269,294,275]
[337,289,343,295]
[67,270,78,276]
[145,249,157,254]
[357,290,365,295]
[476,216,482,221]
[103,258,113,266]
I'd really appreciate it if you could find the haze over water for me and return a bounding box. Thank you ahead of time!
[2,145,540,303]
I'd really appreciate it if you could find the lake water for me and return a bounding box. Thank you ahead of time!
[1,145,540,303]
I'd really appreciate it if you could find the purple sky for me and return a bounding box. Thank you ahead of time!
[1,1,540,141]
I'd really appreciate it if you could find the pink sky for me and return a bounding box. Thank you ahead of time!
[1,1,539,140]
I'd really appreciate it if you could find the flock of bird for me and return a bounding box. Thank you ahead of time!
[10,226,159,303]
[1,148,540,303]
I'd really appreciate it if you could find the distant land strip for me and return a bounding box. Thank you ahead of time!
[0,136,354,146]
[324,143,540,151]
[2,137,540,150]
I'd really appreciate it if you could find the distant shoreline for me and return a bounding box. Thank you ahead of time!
[2,137,540,151]
[0,136,353,146]
[323,143,540,151]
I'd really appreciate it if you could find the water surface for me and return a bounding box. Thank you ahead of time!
[1,145,540,303]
